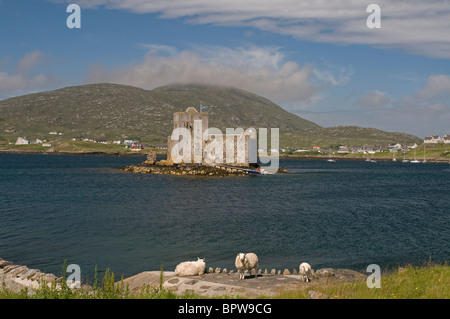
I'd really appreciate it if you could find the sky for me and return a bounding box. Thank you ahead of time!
[0,0,449,138]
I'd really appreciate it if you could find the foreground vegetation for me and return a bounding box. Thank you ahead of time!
[275,263,449,299]
[1,263,448,299]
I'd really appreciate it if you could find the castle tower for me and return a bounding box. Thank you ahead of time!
[167,107,208,164]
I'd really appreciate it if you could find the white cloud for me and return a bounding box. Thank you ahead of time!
[0,51,55,99]
[86,45,347,108]
[53,0,450,59]
[15,50,44,74]
[300,74,450,137]
[356,90,390,108]
[415,75,450,101]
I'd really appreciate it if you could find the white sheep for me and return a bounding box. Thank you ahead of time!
[299,262,313,282]
[235,253,258,280]
[174,257,206,276]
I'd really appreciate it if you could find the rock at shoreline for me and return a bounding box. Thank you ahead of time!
[0,257,62,294]
[121,161,288,177]
[316,268,336,277]
[144,151,157,165]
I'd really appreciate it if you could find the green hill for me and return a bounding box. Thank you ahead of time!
[0,83,421,148]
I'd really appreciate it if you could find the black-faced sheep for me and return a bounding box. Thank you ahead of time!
[235,253,258,280]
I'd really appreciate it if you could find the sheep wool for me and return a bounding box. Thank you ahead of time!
[299,262,312,275]
[175,258,206,276]
[235,253,258,280]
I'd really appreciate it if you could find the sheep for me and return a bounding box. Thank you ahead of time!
[299,262,313,282]
[235,253,258,280]
[174,257,206,276]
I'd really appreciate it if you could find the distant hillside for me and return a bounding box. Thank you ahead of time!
[0,83,421,147]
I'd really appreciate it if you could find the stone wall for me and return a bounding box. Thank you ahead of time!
[0,257,61,294]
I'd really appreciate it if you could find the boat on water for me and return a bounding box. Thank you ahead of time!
[244,167,268,175]
[327,159,336,162]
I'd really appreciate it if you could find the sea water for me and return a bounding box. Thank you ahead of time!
[0,154,448,280]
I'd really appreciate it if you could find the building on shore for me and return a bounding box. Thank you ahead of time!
[443,134,450,144]
[167,107,252,167]
[424,135,443,143]
[15,137,29,145]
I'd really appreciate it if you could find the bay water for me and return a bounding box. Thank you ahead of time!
[1,154,448,281]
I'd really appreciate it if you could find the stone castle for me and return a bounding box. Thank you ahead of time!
[167,107,252,167]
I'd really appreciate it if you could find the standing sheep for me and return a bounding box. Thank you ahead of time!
[299,262,313,282]
[175,258,206,276]
[235,253,258,280]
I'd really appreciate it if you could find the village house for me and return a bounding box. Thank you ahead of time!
[424,135,443,143]
[443,134,450,144]
[337,146,350,154]
[15,137,29,145]
[388,143,403,152]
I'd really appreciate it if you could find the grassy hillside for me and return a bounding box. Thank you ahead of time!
[0,83,422,148]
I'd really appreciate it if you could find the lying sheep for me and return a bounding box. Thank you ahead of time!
[175,258,206,276]
[235,253,258,280]
[299,262,313,282]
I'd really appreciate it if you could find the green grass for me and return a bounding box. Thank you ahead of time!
[273,263,450,299]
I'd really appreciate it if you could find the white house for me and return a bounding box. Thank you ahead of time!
[337,146,350,154]
[424,135,442,143]
[389,143,403,152]
[443,135,450,144]
[15,137,29,145]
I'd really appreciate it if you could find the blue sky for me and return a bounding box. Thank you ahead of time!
[1,0,449,138]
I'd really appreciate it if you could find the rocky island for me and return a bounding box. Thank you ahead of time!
[120,152,288,176]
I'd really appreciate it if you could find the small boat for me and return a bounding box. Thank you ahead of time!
[402,159,409,163]
[244,167,268,175]
[327,159,336,162]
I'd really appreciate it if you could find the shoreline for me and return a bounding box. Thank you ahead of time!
[0,149,151,157]
[0,256,366,298]
[2,256,448,299]
[278,154,450,163]
[1,149,449,163]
